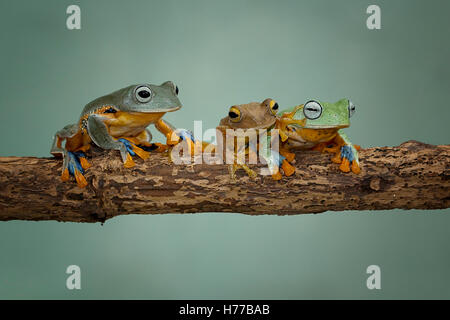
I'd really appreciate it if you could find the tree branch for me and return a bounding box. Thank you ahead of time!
[0,140,448,223]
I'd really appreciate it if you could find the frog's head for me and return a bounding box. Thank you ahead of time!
[290,98,356,129]
[218,98,279,130]
[108,81,182,113]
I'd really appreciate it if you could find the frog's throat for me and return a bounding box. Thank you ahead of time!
[288,127,341,143]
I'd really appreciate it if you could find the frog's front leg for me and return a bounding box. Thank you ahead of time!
[329,131,361,174]
[87,114,148,168]
[155,119,196,155]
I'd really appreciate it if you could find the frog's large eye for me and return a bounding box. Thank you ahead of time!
[348,100,356,117]
[161,81,179,95]
[303,100,322,120]
[135,86,152,103]
[269,100,279,115]
[228,106,241,123]
[262,98,279,115]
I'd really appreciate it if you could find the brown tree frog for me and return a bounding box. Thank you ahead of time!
[216,98,295,181]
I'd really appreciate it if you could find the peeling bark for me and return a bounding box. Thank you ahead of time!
[0,140,448,223]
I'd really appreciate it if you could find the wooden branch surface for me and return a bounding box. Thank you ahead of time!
[0,140,448,223]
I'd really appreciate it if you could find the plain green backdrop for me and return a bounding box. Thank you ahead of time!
[0,0,449,299]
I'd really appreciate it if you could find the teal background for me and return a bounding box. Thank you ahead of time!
[0,0,449,299]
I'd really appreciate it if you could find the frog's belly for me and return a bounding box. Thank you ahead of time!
[285,128,338,149]
[106,112,165,137]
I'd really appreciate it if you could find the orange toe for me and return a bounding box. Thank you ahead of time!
[123,153,135,168]
[74,170,88,188]
[339,158,350,173]
[331,152,342,164]
[351,160,361,174]
[153,143,169,153]
[281,160,295,177]
[61,168,70,182]
[132,145,150,160]
[354,144,361,151]
[79,157,91,170]
[166,132,180,145]
[272,171,282,180]
[283,152,295,163]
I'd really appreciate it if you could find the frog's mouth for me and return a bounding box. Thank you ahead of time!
[290,123,349,130]
[137,105,181,113]
[218,117,276,130]
[252,120,277,130]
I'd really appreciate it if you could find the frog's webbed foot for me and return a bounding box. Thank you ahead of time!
[269,159,295,180]
[117,138,151,168]
[227,164,258,182]
[335,145,361,174]
[281,160,295,176]
[168,129,197,156]
[262,150,295,180]
[61,151,90,188]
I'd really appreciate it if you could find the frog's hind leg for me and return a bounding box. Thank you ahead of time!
[327,131,361,174]
[51,124,90,188]
[50,124,79,157]
[278,147,296,177]
[61,150,89,188]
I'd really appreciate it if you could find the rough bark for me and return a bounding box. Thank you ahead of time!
[0,140,448,223]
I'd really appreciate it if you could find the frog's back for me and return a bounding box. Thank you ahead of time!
[80,86,132,118]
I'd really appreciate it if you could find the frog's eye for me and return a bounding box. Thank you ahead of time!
[269,100,279,115]
[135,86,152,103]
[303,100,322,120]
[228,106,241,122]
[161,81,179,95]
[262,98,279,115]
[348,100,356,117]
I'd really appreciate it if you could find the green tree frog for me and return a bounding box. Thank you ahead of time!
[276,98,361,175]
[50,82,193,188]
